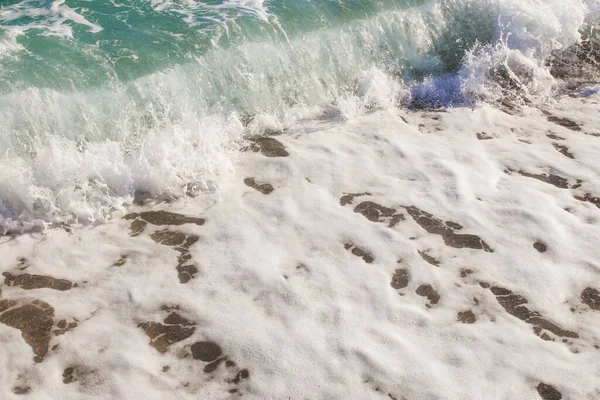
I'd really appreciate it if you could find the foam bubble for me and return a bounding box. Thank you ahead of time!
[0,31,22,59]
[0,71,243,232]
[221,0,270,21]
[0,0,102,38]
[0,0,599,230]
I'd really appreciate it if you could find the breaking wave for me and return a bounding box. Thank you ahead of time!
[0,0,598,231]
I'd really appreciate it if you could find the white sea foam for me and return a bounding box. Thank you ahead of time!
[1,0,600,397]
[150,0,270,26]
[0,0,102,38]
[221,0,270,21]
[0,65,246,232]
[1,90,599,398]
[405,0,594,106]
[0,31,22,59]
[0,0,598,230]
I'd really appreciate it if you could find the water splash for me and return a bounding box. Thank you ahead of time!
[0,0,598,231]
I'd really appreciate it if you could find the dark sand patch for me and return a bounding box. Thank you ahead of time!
[418,250,440,266]
[151,230,187,247]
[533,242,547,253]
[338,193,405,227]
[476,132,493,140]
[0,299,17,313]
[124,211,205,228]
[63,367,76,384]
[150,230,200,283]
[175,236,200,284]
[390,269,409,290]
[163,312,193,325]
[339,192,371,206]
[2,272,73,291]
[187,340,250,392]
[138,312,195,353]
[546,133,564,140]
[353,201,405,228]
[518,171,568,189]
[12,386,31,395]
[457,310,476,324]
[574,193,600,209]
[489,286,578,340]
[404,206,492,252]
[416,284,440,307]
[176,265,198,284]
[129,220,147,237]
[537,383,562,400]
[547,115,581,131]
[344,243,374,264]
[244,178,274,195]
[505,169,579,190]
[552,143,574,159]
[231,369,250,384]
[53,319,78,336]
[112,256,128,267]
[460,269,474,278]
[0,300,55,362]
[191,341,222,362]
[125,210,203,284]
[242,137,289,157]
[581,287,600,310]
[62,365,99,386]
[160,304,181,312]
[204,357,226,373]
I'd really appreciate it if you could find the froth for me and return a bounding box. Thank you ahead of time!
[0,0,598,230]
[0,0,102,38]
[0,75,243,232]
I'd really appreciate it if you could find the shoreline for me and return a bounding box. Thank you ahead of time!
[1,90,600,398]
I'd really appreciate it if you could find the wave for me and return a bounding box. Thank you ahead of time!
[0,0,598,231]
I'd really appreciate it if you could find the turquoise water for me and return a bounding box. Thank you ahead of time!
[0,0,429,91]
[0,0,596,230]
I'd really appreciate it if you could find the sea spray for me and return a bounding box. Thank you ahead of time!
[0,0,598,230]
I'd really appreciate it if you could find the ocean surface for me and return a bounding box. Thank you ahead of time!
[1,2,600,398]
[0,0,598,231]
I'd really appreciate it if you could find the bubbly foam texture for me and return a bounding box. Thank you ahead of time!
[0,0,101,38]
[150,0,270,26]
[1,91,600,398]
[407,0,592,105]
[0,82,242,231]
[0,31,21,58]
[0,0,598,230]
[220,0,270,21]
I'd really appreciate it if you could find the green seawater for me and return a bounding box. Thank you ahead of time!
[0,0,429,91]
[0,0,591,229]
